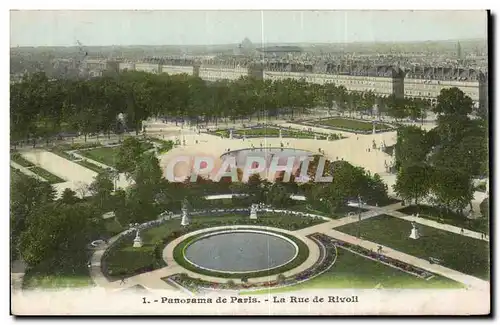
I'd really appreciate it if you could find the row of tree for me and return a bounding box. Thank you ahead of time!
[11,70,433,144]
[393,87,488,216]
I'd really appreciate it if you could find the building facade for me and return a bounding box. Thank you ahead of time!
[404,66,484,107]
[109,58,486,108]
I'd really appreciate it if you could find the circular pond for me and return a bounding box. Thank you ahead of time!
[221,147,316,171]
[183,230,299,273]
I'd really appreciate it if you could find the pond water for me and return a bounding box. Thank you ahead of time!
[183,231,298,273]
[220,147,316,170]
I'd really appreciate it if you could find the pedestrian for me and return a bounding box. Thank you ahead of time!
[461,228,464,235]
[120,277,126,285]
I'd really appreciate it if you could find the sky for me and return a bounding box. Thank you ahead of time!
[10,10,488,47]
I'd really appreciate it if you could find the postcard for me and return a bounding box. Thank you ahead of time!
[10,9,490,316]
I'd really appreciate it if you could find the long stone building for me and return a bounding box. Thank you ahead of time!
[109,58,487,108]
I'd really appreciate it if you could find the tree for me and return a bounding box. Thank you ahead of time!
[480,197,489,219]
[365,173,389,205]
[433,87,473,117]
[132,152,163,187]
[59,188,79,204]
[266,183,292,208]
[115,137,144,174]
[386,95,409,121]
[18,202,100,267]
[430,168,474,215]
[393,163,432,205]
[394,126,432,170]
[88,171,115,212]
[10,172,56,260]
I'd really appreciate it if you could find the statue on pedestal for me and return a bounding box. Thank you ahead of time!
[279,129,283,139]
[409,221,420,240]
[181,198,190,226]
[249,204,258,220]
[129,223,143,248]
[229,129,233,140]
[133,229,143,248]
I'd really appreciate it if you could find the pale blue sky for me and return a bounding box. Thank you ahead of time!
[10,10,488,47]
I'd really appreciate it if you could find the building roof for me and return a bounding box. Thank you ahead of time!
[257,46,303,53]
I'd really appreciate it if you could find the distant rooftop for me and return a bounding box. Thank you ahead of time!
[257,46,303,53]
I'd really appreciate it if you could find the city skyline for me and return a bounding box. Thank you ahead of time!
[10,10,488,47]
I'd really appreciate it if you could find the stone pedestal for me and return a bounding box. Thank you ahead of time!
[372,122,376,135]
[229,130,233,140]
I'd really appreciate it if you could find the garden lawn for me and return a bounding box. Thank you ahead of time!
[315,118,392,132]
[50,147,116,173]
[77,159,110,173]
[398,205,489,233]
[334,214,490,280]
[103,213,326,278]
[30,166,65,184]
[245,248,463,294]
[79,146,120,167]
[11,153,35,167]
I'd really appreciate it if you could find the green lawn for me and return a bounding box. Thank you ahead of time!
[79,146,120,167]
[50,147,112,173]
[77,159,111,173]
[30,166,65,184]
[103,213,326,278]
[315,118,392,132]
[11,153,34,167]
[335,214,490,280]
[245,248,463,294]
[49,148,77,161]
[398,205,489,233]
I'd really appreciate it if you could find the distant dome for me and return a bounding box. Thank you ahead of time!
[241,37,254,50]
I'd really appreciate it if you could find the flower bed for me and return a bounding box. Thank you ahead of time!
[206,124,342,141]
[293,118,395,134]
[312,233,434,280]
